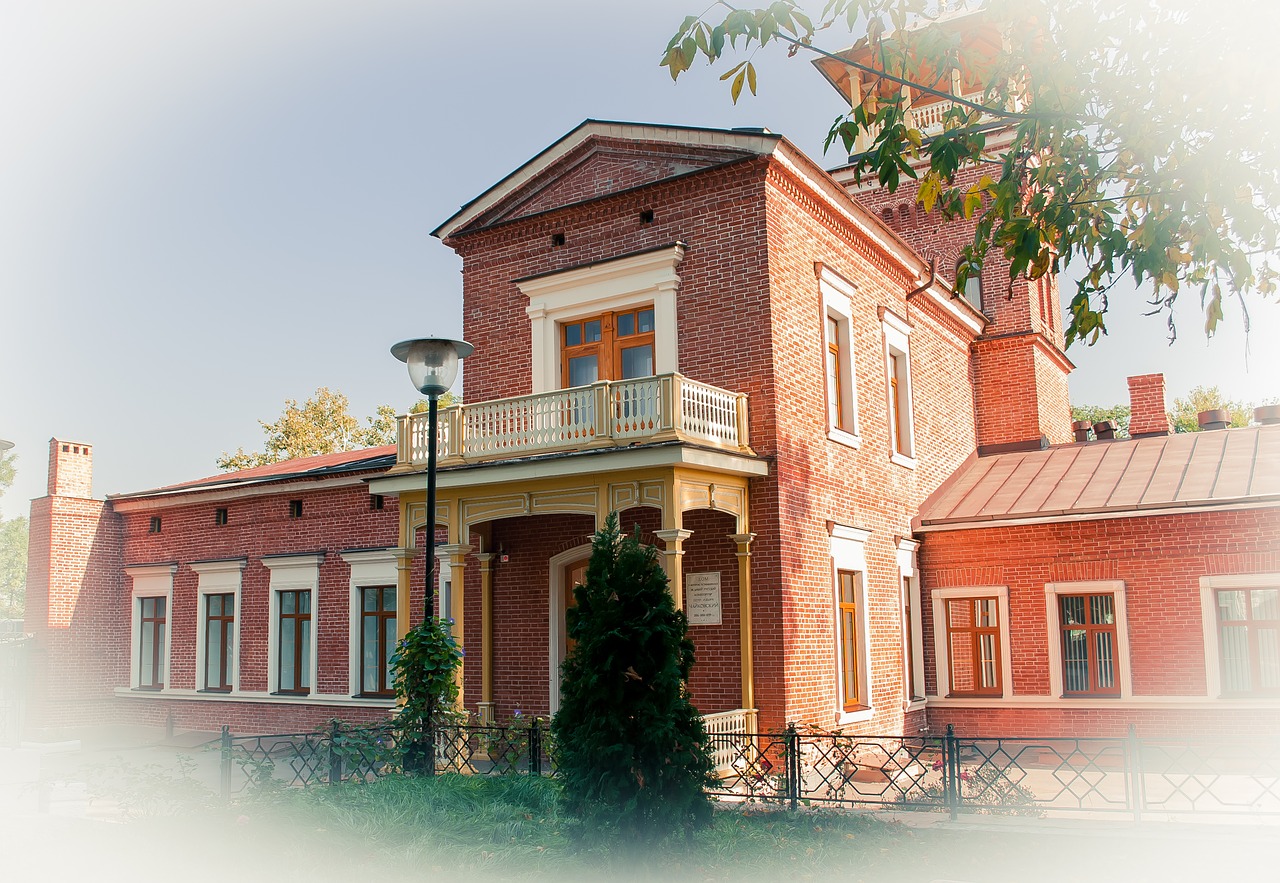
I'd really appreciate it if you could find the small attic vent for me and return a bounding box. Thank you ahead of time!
[639,209,654,225]
[550,232,566,247]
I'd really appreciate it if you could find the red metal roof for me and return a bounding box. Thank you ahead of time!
[113,446,397,499]
[919,425,1280,528]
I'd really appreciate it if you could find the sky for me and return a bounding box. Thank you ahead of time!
[1,0,1277,510]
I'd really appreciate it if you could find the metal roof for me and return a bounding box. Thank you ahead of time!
[918,425,1280,528]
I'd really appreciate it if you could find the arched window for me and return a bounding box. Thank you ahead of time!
[957,260,982,311]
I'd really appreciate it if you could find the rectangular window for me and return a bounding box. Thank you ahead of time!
[204,593,234,692]
[903,578,923,701]
[149,516,162,534]
[837,570,861,710]
[278,590,312,694]
[560,306,655,386]
[944,597,1003,696]
[370,494,384,511]
[882,312,915,464]
[360,586,397,696]
[1216,588,1280,696]
[288,500,303,518]
[138,596,166,690]
[1058,593,1121,696]
[214,507,228,526]
[820,269,859,444]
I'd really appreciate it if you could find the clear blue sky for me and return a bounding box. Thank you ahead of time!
[2,0,1276,510]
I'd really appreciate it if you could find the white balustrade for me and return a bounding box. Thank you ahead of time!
[702,708,752,771]
[396,373,748,467]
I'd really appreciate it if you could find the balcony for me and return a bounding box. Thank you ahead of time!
[393,373,751,470]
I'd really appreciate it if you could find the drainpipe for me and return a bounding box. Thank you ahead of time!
[906,258,937,300]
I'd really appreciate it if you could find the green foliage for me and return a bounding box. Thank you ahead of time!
[1071,403,1131,439]
[85,754,218,819]
[552,512,715,845]
[662,0,1280,346]
[0,516,28,619]
[216,388,456,471]
[1169,385,1253,433]
[0,452,26,619]
[391,616,463,773]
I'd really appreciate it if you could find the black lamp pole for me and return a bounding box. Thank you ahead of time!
[391,336,473,623]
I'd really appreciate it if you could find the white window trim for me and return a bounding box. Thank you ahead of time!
[830,524,873,724]
[548,542,594,715]
[435,547,452,623]
[341,549,400,698]
[519,244,684,392]
[881,310,917,468]
[263,553,323,697]
[125,564,176,691]
[1199,572,1280,699]
[190,559,246,693]
[1044,580,1133,700]
[930,586,1013,699]
[896,539,925,710]
[820,268,860,447]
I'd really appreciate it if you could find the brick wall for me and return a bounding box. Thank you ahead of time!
[920,506,1280,737]
[1127,373,1171,437]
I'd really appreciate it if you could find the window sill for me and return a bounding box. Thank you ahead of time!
[837,706,875,726]
[827,428,862,450]
[114,687,396,708]
[902,698,927,713]
[890,452,917,470]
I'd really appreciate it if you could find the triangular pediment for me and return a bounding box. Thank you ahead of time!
[434,121,781,240]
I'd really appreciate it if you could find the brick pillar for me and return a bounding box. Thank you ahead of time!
[1127,374,1171,437]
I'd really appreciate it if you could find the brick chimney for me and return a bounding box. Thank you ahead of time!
[1126,374,1171,438]
[47,438,94,497]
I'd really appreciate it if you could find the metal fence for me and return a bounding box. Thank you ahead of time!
[213,720,1280,820]
[707,724,1280,820]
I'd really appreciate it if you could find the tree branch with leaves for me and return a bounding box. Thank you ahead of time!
[663,0,1280,346]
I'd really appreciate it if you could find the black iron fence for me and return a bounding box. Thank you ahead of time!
[213,720,1280,820]
[707,724,1280,820]
[215,719,551,798]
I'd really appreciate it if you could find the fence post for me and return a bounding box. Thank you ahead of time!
[220,725,232,800]
[529,719,542,777]
[784,724,800,811]
[328,720,343,786]
[945,724,960,821]
[1127,724,1144,824]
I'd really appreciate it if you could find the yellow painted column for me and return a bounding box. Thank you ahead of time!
[731,532,758,730]
[436,543,473,706]
[475,552,496,724]
[654,528,693,611]
[393,547,415,640]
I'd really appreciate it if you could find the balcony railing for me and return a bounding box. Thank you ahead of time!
[394,373,751,469]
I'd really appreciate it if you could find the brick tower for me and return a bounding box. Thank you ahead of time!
[815,9,1073,452]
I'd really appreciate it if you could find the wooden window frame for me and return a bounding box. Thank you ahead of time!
[277,589,312,695]
[1214,587,1280,698]
[882,313,916,466]
[559,306,655,387]
[204,592,235,693]
[837,569,862,711]
[1057,592,1122,697]
[358,586,397,697]
[138,596,166,691]
[943,596,1004,698]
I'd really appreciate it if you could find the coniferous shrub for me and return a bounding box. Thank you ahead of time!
[551,512,715,844]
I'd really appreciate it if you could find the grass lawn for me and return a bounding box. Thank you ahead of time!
[9,772,1280,882]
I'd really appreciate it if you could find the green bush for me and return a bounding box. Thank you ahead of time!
[551,512,715,845]
[390,615,462,774]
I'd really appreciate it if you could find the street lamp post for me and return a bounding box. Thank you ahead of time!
[391,337,472,621]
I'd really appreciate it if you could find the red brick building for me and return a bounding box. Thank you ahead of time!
[21,59,1278,740]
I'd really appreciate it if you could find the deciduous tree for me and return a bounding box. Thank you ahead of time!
[1169,386,1253,433]
[662,0,1279,345]
[216,389,453,471]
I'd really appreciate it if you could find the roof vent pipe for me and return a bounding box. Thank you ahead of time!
[1197,409,1230,431]
[1253,405,1280,426]
[1093,420,1117,441]
[1072,420,1093,443]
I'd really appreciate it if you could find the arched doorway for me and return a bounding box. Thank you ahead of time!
[548,544,592,713]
